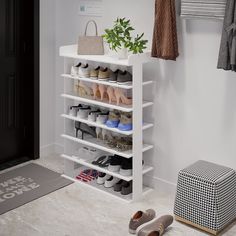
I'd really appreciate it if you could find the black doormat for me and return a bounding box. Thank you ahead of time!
[0,163,73,215]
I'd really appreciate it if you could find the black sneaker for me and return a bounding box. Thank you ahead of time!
[117,71,132,84]
[119,158,132,176]
[121,181,132,195]
[107,155,123,172]
[108,69,119,83]
[114,180,126,192]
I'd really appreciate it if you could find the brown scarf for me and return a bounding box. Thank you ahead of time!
[152,0,179,60]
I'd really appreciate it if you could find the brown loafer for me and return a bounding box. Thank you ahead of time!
[129,209,156,234]
[137,215,173,236]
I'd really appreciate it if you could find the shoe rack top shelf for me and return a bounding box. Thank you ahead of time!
[61,154,154,182]
[60,45,151,66]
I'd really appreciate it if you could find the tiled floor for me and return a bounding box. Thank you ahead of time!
[0,154,235,236]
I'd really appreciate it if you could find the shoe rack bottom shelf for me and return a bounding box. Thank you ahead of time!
[62,167,153,203]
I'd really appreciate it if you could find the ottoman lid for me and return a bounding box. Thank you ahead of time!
[181,160,235,183]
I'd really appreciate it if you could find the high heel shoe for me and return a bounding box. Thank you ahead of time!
[114,88,132,106]
[98,84,108,101]
[78,81,93,98]
[96,127,102,139]
[92,83,99,100]
[107,86,117,104]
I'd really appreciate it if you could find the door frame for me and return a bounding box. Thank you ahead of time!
[33,0,40,159]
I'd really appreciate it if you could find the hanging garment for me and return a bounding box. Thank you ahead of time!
[217,0,236,72]
[152,0,179,60]
[181,0,226,20]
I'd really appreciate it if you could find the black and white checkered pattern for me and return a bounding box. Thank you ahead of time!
[174,160,236,232]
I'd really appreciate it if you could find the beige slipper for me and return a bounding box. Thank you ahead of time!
[129,209,156,234]
[136,215,173,236]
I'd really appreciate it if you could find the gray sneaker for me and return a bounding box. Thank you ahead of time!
[136,215,173,236]
[129,209,156,234]
[117,71,132,84]
[108,69,119,83]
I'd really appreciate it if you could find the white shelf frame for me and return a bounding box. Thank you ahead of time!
[61,154,153,182]
[61,114,153,136]
[61,92,153,113]
[61,74,154,90]
[61,134,153,159]
[60,44,154,202]
[62,170,153,203]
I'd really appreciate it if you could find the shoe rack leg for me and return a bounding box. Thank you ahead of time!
[132,63,143,201]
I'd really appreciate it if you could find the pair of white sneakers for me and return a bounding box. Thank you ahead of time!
[71,63,90,78]
[88,112,108,124]
[97,173,120,188]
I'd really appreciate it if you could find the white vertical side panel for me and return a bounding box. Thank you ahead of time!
[132,62,143,201]
[63,58,75,175]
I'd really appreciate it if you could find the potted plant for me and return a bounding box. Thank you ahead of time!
[102,18,148,59]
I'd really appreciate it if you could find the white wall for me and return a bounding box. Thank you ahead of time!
[53,0,236,190]
[40,0,56,155]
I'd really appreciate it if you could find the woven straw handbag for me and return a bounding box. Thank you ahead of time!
[77,20,104,55]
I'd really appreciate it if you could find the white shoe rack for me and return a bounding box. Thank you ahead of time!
[59,45,154,203]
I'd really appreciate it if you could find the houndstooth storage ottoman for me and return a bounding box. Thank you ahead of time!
[174,160,236,235]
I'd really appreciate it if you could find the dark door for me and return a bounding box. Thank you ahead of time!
[0,0,39,168]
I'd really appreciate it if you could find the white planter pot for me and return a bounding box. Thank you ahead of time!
[108,48,128,59]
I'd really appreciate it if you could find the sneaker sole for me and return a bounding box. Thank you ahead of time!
[117,81,132,85]
[108,165,121,172]
[119,169,132,176]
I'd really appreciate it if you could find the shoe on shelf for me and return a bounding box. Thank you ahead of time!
[136,215,173,236]
[99,155,112,168]
[92,83,99,100]
[76,169,98,182]
[106,111,120,128]
[104,176,120,188]
[114,88,132,106]
[96,113,108,124]
[76,147,105,162]
[90,66,100,79]
[92,155,107,165]
[69,106,79,117]
[77,107,91,119]
[117,70,132,84]
[78,64,90,78]
[75,121,96,140]
[114,180,127,192]
[98,84,108,101]
[118,113,132,131]
[121,181,132,195]
[71,62,82,77]
[88,110,101,122]
[129,209,156,234]
[98,67,110,81]
[107,86,117,104]
[108,69,119,83]
[78,81,93,98]
[108,155,123,172]
[97,173,111,185]
[120,158,132,176]
[101,129,112,141]
[117,137,132,151]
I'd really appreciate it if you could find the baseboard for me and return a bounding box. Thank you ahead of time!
[144,175,177,196]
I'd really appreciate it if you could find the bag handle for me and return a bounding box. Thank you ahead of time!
[84,20,98,36]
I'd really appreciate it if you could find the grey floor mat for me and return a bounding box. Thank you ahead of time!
[0,163,73,215]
